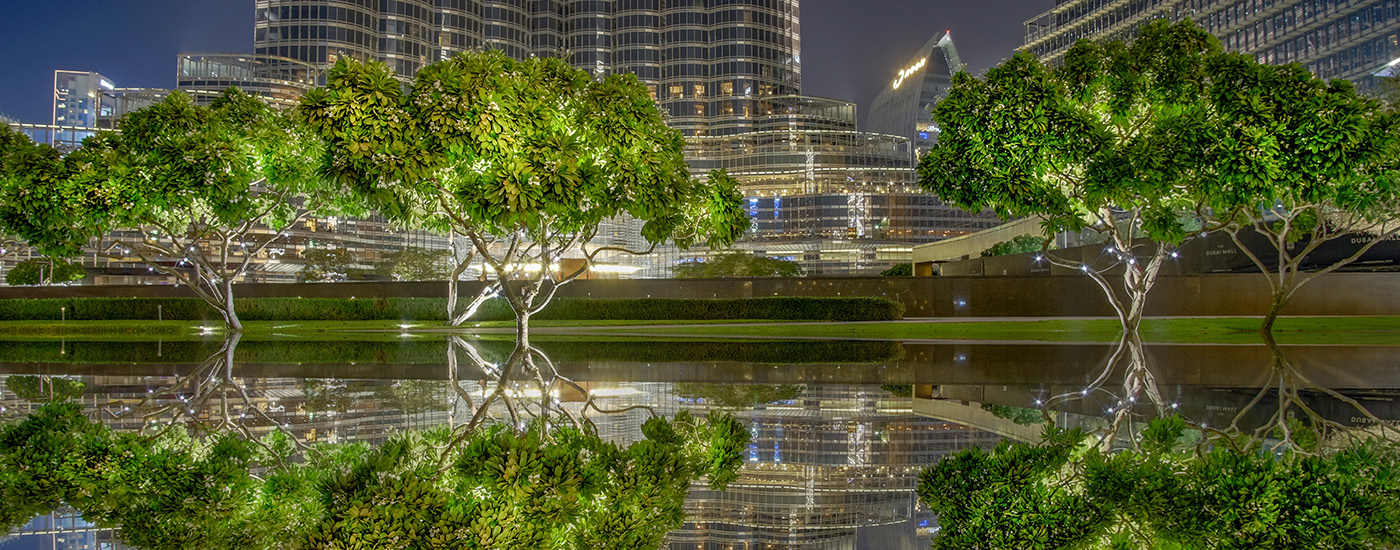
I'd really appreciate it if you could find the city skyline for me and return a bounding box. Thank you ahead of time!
[0,0,1051,126]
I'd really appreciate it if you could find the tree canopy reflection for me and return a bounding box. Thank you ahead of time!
[0,335,749,549]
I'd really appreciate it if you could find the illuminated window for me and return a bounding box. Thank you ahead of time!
[693,84,705,97]
[721,81,734,94]
[693,104,705,116]
[668,84,683,97]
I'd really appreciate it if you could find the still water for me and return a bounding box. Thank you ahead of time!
[0,335,1393,549]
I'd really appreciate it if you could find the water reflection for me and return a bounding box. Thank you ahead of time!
[2,335,1397,549]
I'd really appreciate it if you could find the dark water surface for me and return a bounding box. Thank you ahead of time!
[1,336,1394,549]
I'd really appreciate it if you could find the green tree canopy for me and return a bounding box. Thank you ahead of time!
[920,21,1219,332]
[0,402,749,550]
[918,418,1400,549]
[1188,51,1400,333]
[0,126,101,259]
[48,89,334,330]
[376,246,451,281]
[300,247,354,282]
[980,234,1052,258]
[880,263,913,277]
[4,258,85,286]
[300,52,746,330]
[672,252,804,278]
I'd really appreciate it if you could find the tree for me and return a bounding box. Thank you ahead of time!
[4,376,86,401]
[672,252,804,278]
[880,263,913,277]
[980,234,1052,258]
[376,246,450,281]
[54,89,334,331]
[4,258,85,286]
[0,126,101,262]
[300,247,354,282]
[920,21,1218,333]
[1189,52,1400,334]
[300,52,746,333]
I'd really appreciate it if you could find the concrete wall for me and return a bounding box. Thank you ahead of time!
[4,272,1400,317]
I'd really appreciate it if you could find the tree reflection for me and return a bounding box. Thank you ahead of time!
[919,331,1400,548]
[0,335,750,550]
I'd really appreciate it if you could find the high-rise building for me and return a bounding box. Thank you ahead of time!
[1023,0,1400,88]
[252,0,801,136]
[52,70,114,128]
[868,31,962,164]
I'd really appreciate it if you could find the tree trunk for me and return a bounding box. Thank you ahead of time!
[223,280,243,332]
[1259,293,1286,335]
[447,275,459,326]
[515,310,530,350]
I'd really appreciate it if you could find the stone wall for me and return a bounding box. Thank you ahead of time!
[3,272,1399,317]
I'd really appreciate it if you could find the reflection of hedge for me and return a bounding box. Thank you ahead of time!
[0,296,903,322]
[980,403,1045,425]
[4,376,86,401]
[0,339,905,366]
[673,384,805,408]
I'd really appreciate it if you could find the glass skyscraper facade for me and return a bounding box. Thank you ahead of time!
[1024,0,1400,88]
[253,0,801,137]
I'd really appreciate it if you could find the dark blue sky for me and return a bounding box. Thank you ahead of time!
[0,1,1050,125]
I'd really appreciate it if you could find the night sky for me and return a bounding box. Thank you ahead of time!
[0,0,1051,127]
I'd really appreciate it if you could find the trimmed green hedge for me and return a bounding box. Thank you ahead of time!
[0,339,904,366]
[0,296,903,322]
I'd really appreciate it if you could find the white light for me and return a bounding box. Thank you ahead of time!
[892,57,927,89]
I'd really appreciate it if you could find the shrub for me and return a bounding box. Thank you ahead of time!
[0,296,903,322]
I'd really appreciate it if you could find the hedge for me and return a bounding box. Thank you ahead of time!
[0,339,904,366]
[0,296,903,322]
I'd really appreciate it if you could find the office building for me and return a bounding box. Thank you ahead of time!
[252,0,801,137]
[177,53,322,108]
[1024,0,1400,88]
[868,31,962,163]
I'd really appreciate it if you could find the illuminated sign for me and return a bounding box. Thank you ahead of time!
[892,57,926,89]
[98,79,114,90]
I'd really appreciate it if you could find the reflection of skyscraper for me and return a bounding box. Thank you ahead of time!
[664,384,1002,549]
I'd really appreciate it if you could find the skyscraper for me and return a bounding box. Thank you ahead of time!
[868,32,962,164]
[1024,0,1400,88]
[52,70,114,128]
[252,0,801,136]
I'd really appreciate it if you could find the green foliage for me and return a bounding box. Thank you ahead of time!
[673,252,804,278]
[4,376,86,401]
[979,403,1045,425]
[0,127,99,258]
[300,51,745,269]
[0,403,750,550]
[4,258,85,285]
[881,384,913,398]
[300,247,355,282]
[377,246,451,281]
[673,384,804,408]
[980,234,1051,258]
[921,21,1220,247]
[0,296,904,322]
[880,263,913,277]
[43,89,337,328]
[918,418,1400,549]
[0,338,904,368]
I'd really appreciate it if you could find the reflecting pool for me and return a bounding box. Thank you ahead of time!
[1,334,1394,549]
